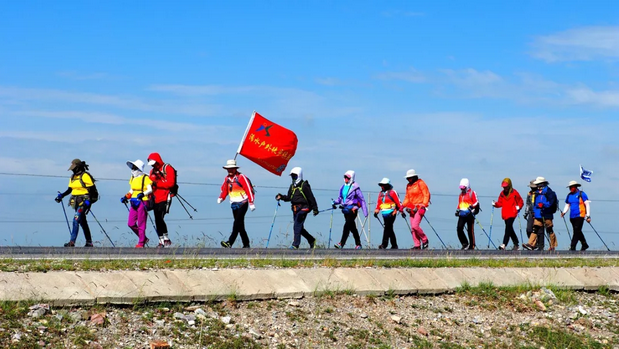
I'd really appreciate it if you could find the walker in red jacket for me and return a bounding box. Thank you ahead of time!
[147,152,176,248]
[492,178,524,250]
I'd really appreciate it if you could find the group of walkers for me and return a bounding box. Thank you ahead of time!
[54,157,594,251]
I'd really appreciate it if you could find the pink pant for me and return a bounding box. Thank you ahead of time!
[128,202,147,245]
[410,207,428,247]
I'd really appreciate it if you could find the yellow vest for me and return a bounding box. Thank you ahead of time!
[129,175,152,200]
[68,173,93,196]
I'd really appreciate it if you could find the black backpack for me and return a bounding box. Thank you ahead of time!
[79,172,99,204]
[162,164,179,196]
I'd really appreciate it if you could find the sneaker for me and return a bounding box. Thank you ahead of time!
[461,244,469,250]
[512,244,519,250]
[422,242,429,249]
[289,245,299,250]
[164,239,172,247]
[411,246,421,250]
[581,244,589,251]
[391,246,399,249]
[157,242,165,248]
[548,247,555,251]
[354,245,362,250]
[135,244,144,248]
[522,243,533,250]
[467,245,475,250]
[144,238,149,246]
[220,241,231,248]
[242,245,250,249]
[378,245,385,249]
[334,242,343,249]
[308,239,316,249]
[499,244,506,250]
[64,241,75,247]
[84,242,94,248]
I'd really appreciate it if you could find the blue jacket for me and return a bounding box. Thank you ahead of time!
[533,186,557,219]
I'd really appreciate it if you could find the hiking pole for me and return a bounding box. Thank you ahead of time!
[423,215,447,249]
[88,209,115,247]
[588,221,610,251]
[561,214,573,241]
[517,213,524,244]
[58,193,71,235]
[265,200,280,248]
[327,208,334,248]
[488,206,494,248]
[176,194,197,212]
[318,207,336,213]
[175,196,194,219]
[473,215,497,249]
[402,212,413,235]
[374,214,384,228]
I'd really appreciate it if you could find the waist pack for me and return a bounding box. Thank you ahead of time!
[341,205,356,214]
[231,201,247,211]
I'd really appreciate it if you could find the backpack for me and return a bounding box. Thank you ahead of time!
[234,174,256,195]
[162,164,178,196]
[140,175,155,211]
[79,172,99,204]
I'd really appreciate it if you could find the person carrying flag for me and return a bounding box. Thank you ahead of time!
[333,170,368,249]
[401,169,430,250]
[561,180,591,251]
[218,159,255,248]
[147,152,176,248]
[276,167,318,249]
[492,178,524,250]
[456,178,479,250]
[374,178,402,249]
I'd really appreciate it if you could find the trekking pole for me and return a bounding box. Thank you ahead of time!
[58,193,71,235]
[473,215,498,249]
[588,221,610,251]
[423,215,447,249]
[517,213,524,244]
[265,200,280,248]
[88,209,115,247]
[327,208,334,248]
[374,214,384,228]
[488,206,494,248]
[318,207,336,213]
[561,214,573,241]
[176,194,198,212]
[402,212,413,235]
[175,196,194,219]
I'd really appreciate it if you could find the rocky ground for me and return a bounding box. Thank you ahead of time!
[1,286,618,349]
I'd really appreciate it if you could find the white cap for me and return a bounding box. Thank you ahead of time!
[223,159,239,169]
[126,159,145,172]
[533,176,548,185]
[404,169,419,178]
[378,177,390,185]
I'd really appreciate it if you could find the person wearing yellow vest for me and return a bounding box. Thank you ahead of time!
[121,160,153,248]
[55,159,95,247]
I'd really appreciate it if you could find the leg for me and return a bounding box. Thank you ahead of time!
[384,215,397,248]
[573,217,588,249]
[80,212,92,243]
[136,202,148,245]
[411,208,428,247]
[347,211,362,246]
[545,219,556,250]
[569,217,580,250]
[339,213,352,247]
[234,203,250,247]
[300,228,315,247]
[456,216,469,247]
[70,206,86,243]
[466,216,475,249]
[526,215,534,238]
[153,202,167,239]
[505,217,518,246]
[128,206,139,236]
[292,211,308,248]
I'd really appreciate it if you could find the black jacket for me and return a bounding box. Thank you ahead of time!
[280,180,318,211]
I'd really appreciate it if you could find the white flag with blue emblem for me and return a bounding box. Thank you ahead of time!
[580,165,592,182]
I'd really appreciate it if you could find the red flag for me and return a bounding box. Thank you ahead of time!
[237,111,298,176]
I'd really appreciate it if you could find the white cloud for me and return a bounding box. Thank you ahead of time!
[564,87,619,107]
[531,26,619,62]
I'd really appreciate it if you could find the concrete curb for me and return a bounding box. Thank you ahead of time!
[1,267,618,305]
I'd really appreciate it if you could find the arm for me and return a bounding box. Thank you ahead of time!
[218,179,228,201]
[304,182,318,211]
[562,203,570,215]
[356,187,368,217]
[515,192,524,210]
[421,181,430,208]
[238,174,255,204]
[401,186,411,210]
[156,164,176,190]
[585,200,591,218]
[493,194,503,208]
[277,185,293,202]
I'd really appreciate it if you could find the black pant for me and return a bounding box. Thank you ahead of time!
[227,202,250,247]
[381,214,398,248]
[340,211,361,247]
[292,209,315,248]
[526,214,534,238]
[502,217,519,246]
[457,215,475,248]
[570,217,588,250]
[153,202,168,237]
[533,224,554,250]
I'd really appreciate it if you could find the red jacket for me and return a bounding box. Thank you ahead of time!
[494,189,524,220]
[148,153,176,204]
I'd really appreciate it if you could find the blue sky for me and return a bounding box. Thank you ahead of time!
[1,1,618,248]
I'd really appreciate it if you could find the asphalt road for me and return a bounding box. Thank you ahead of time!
[0,246,616,260]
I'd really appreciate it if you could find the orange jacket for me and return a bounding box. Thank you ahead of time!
[402,179,430,210]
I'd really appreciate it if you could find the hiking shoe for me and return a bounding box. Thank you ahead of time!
[522,243,533,250]
[378,245,385,249]
[220,241,231,248]
[144,238,149,246]
[498,244,506,250]
[411,246,421,250]
[391,246,399,249]
[157,242,165,248]
[548,247,555,251]
[334,242,343,249]
[354,245,362,250]
[242,245,250,249]
[163,239,172,247]
[84,242,94,248]
[422,242,429,249]
[64,241,75,247]
[308,239,316,249]
[581,244,589,251]
[289,245,299,250]
[512,244,519,250]
[467,245,475,250]
[461,244,469,250]
[135,244,144,248]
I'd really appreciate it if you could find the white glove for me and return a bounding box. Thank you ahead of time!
[249,203,256,211]
[491,200,496,207]
[217,198,223,204]
[516,205,520,211]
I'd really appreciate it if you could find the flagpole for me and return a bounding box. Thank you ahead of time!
[236,111,256,159]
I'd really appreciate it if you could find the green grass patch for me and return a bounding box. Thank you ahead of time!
[0,257,617,272]
[520,326,604,349]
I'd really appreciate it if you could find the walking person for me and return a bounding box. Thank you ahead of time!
[55,159,95,247]
[401,169,430,250]
[524,180,538,241]
[218,159,255,248]
[374,178,402,249]
[147,152,176,248]
[121,160,152,248]
[523,177,558,251]
[456,178,479,250]
[333,170,368,249]
[492,178,524,250]
[276,167,318,249]
[561,180,591,251]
